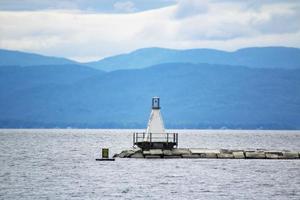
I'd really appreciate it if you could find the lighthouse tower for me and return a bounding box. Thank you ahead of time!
[133,97,178,150]
[145,97,165,135]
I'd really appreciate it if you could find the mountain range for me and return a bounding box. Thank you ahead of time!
[0,47,299,129]
[0,49,78,66]
[86,46,300,71]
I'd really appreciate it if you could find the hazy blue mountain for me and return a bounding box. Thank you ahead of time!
[0,64,104,100]
[86,47,300,71]
[0,49,78,66]
[1,63,299,129]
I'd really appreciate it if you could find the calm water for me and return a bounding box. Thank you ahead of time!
[0,129,299,200]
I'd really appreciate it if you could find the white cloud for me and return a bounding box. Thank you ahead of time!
[0,0,299,62]
[174,0,209,19]
[113,1,137,13]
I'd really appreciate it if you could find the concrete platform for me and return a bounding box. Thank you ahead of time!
[115,148,300,159]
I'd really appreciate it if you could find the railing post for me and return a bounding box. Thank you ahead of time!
[173,133,175,145]
[167,133,169,143]
[150,133,152,143]
[133,133,135,146]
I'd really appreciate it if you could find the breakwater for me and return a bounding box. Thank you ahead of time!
[115,148,300,159]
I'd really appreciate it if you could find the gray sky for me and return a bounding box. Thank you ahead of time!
[0,0,299,61]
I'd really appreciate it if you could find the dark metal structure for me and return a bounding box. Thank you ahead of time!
[133,132,178,150]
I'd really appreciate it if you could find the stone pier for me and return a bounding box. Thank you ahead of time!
[115,148,300,159]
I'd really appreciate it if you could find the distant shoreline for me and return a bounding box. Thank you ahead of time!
[1,128,300,131]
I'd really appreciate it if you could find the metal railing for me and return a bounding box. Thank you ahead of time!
[133,132,178,146]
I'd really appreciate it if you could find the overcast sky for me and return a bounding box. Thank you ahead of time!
[0,0,300,61]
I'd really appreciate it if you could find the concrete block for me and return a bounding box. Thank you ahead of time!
[245,151,266,159]
[265,151,282,159]
[217,153,234,159]
[149,149,163,155]
[118,150,135,158]
[171,148,191,155]
[190,149,220,154]
[232,151,245,159]
[266,153,279,159]
[220,149,232,153]
[130,152,144,158]
[264,151,282,154]
[182,154,200,158]
[199,153,217,158]
[282,152,299,159]
[145,155,161,159]
[143,150,151,155]
[118,151,126,158]
[126,150,135,157]
[163,150,173,156]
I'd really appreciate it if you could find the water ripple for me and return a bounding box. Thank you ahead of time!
[0,129,299,200]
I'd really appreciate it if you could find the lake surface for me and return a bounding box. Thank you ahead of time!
[0,129,299,199]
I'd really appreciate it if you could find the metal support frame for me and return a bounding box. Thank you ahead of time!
[133,132,178,150]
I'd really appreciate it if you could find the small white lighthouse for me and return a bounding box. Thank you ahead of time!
[133,97,178,150]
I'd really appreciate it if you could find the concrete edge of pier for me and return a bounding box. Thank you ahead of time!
[114,148,300,159]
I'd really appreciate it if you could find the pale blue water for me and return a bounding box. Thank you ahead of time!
[0,129,299,200]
